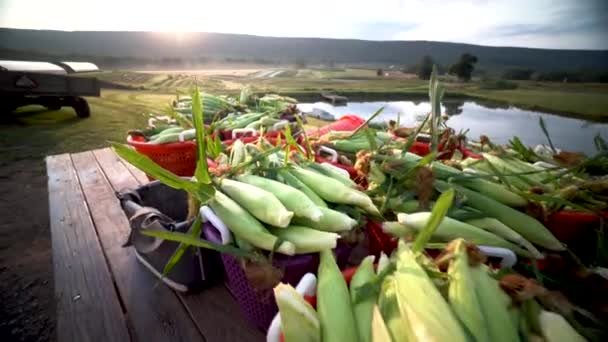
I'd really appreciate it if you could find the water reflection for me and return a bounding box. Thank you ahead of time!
[298,100,608,155]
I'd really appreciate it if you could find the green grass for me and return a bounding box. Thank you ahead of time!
[0,90,174,164]
[6,68,603,164]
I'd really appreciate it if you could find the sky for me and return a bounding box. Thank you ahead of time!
[1,0,607,49]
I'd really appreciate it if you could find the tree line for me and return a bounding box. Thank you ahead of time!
[410,53,608,83]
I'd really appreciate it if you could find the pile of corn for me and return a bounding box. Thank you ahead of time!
[205,142,379,256]
[274,239,586,342]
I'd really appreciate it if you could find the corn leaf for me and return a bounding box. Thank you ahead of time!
[412,188,455,253]
[192,87,211,184]
[350,106,384,137]
[295,114,314,161]
[539,117,556,153]
[142,230,255,259]
[111,142,198,194]
[594,134,608,152]
[401,113,430,157]
[162,216,202,277]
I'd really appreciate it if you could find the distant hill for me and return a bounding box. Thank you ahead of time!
[1,28,607,71]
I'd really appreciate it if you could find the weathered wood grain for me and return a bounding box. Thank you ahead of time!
[46,154,130,342]
[100,148,264,341]
[71,151,205,342]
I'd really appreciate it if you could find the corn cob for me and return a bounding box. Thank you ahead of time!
[274,283,321,342]
[317,249,359,342]
[268,226,339,254]
[219,178,294,227]
[278,169,327,208]
[397,212,534,257]
[209,191,295,255]
[442,180,564,251]
[291,167,380,215]
[448,239,490,342]
[236,174,323,222]
[290,206,357,232]
[350,255,376,342]
[391,241,468,342]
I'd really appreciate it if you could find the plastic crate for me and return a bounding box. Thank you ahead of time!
[203,217,352,332]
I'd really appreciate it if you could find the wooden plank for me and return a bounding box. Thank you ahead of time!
[92,148,143,191]
[99,149,264,341]
[70,151,205,342]
[179,287,265,342]
[46,154,130,342]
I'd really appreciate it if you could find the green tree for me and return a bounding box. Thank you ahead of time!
[449,53,478,81]
[416,55,434,80]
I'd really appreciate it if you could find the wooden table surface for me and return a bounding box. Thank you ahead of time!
[46,147,265,342]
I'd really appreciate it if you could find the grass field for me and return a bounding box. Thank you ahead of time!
[84,68,608,119]
[3,66,607,164]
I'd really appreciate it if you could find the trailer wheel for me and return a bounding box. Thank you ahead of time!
[71,97,90,118]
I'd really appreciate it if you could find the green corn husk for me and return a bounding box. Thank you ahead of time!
[397,212,534,257]
[291,206,358,232]
[317,249,359,342]
[470,265,521,342]
[442,180,564,251]
[306,163,357,188]
[278,169,328,208]
[274,283,321,342]
[209,191,295,255]
[236,174,323,222]
[350,255,376,342]
[538,310,586,342]
[377,252,389,275]
[371,305,393,342]
[220,178,294,227]
[448,239,490,342]
[391,241,468,342]
[466,218,543,259]
[291,167,380,215]
[268,225,339,254]
[378,276,409,341]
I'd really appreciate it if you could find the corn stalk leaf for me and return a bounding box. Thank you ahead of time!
[538,116,556,153]
[111,142,199,194]
[594,134,608,152]
[412,188,455,253]
[162,216,202,277]
[142,230,254,259]
[192,86,211,184]
[350,106,384,137]
[294,114,314,161]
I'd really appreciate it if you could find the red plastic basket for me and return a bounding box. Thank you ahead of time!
[306,114,366,138]
[127,135,197,180]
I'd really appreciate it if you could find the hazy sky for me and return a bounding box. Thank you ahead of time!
[1,0,607,49]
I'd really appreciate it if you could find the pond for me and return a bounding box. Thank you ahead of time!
[298,100,608,155]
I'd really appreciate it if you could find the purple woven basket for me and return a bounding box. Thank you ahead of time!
[203,222,351,332]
